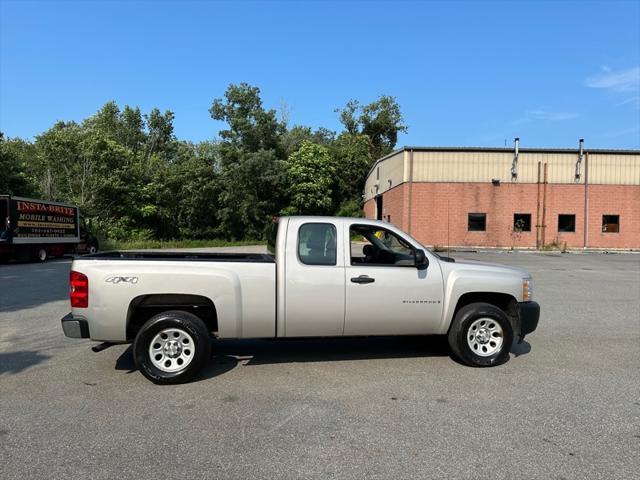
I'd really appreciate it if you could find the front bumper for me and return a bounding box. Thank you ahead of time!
[61,312,90,339]
[516,301,540,342]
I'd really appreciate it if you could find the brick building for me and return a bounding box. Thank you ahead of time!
[363,142,640,249]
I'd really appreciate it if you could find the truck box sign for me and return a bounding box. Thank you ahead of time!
[12,198,79,241]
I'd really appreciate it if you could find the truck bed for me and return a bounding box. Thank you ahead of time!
[83,251,275,263]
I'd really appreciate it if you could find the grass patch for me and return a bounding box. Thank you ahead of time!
[101,238,264,250]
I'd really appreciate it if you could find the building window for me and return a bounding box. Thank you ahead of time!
[298,223,337,265]
[602,215,620,233]
[468,213,486,231]
[513,213,531,232]
[558,214,576,233]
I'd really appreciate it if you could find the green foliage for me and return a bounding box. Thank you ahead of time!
[2,84,407,242]
[217,149,285,240]
[336,199,364,218]
[286,141,336,215]
[281,125,335,156]
[337,95,407,159]
[0,133,38,195]
[102,238,262,251]
[209,83,285,154]
[331,132,372,203]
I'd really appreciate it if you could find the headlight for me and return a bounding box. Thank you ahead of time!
[523,278,533,302]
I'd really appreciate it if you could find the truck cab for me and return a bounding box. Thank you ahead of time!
[278,217,444,337]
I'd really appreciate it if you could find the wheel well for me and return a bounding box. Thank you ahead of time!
[126,294,218,340]
[452,292,518,328]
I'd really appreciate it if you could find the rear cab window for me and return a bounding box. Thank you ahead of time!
[298,223,337,266]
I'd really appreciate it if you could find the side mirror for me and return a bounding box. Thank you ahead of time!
[415,250,429,269]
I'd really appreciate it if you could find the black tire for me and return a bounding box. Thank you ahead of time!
[133,310,212,384]
[32,247,47,262]
[447,302,513,367]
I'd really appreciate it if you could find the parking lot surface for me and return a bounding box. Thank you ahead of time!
[1,250,639,479]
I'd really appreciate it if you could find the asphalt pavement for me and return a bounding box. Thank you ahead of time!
[1,250,639,479]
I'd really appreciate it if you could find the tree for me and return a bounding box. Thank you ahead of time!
[217,149,286,239]
[337,95,407,160]
[34,121,130,213]
[281,125,335,157]
[285,141,336,215]
[331,132,372,206]
[209,83,285,155]
[0,133,37,195]
[145,108,175,160]
[119,106,146,154]
[209,83,288,238]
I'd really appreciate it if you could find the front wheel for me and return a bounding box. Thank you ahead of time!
[133,310,212,384]
[447,302,514,367]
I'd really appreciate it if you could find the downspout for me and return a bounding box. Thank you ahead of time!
[511,137,520,181]
[407,148,414,235]
[536,161,541,249]
[575,138,584,182]
[541,163,548,247]
[583,152,589,249]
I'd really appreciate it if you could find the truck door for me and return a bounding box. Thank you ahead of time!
[344,223,444,335]
[284,220,346,337]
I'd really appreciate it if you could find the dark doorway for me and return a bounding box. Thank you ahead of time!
[375,195,383,220]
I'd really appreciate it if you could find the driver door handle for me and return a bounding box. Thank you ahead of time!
[351,275,375,284]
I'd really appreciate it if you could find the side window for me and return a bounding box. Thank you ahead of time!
[602,215,619,233]
[558,214,576,233]
[513,213,532,232]
[468,213,487,231]
[298,223,337,266]
[350,225,415,266]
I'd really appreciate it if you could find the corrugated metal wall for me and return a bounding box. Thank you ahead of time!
[588,152,640,185]
[363,150,405,200]
[364,148,639,200]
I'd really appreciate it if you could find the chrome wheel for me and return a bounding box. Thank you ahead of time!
[88,245,97,254]
[467,317,504,357]
[148,328,195,373]
[37,248,47,262]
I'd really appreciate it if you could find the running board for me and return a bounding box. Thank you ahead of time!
[91,342,114,353]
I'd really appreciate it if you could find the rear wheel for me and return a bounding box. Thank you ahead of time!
[33,247,47,262]
[447,302,513,367]
[133,310,211,384]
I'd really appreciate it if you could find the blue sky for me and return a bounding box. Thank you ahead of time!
[1,0,639,149]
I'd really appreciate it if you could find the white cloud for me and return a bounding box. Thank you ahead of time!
[526,109,579,121]
[585,66,640,92]
[617,96,640,108]
[596,126,640,139]
[512,108,578,125]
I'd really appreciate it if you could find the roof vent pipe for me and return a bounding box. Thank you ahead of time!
[511,137,520,181]
[575,138,584,182]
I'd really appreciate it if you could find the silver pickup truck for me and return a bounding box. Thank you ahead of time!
[62,216,540,384]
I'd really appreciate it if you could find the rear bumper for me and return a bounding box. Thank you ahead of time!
[516,301,540,342]
[61,312,90,339]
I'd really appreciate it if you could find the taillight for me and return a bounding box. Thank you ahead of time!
[70,271,88,308]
